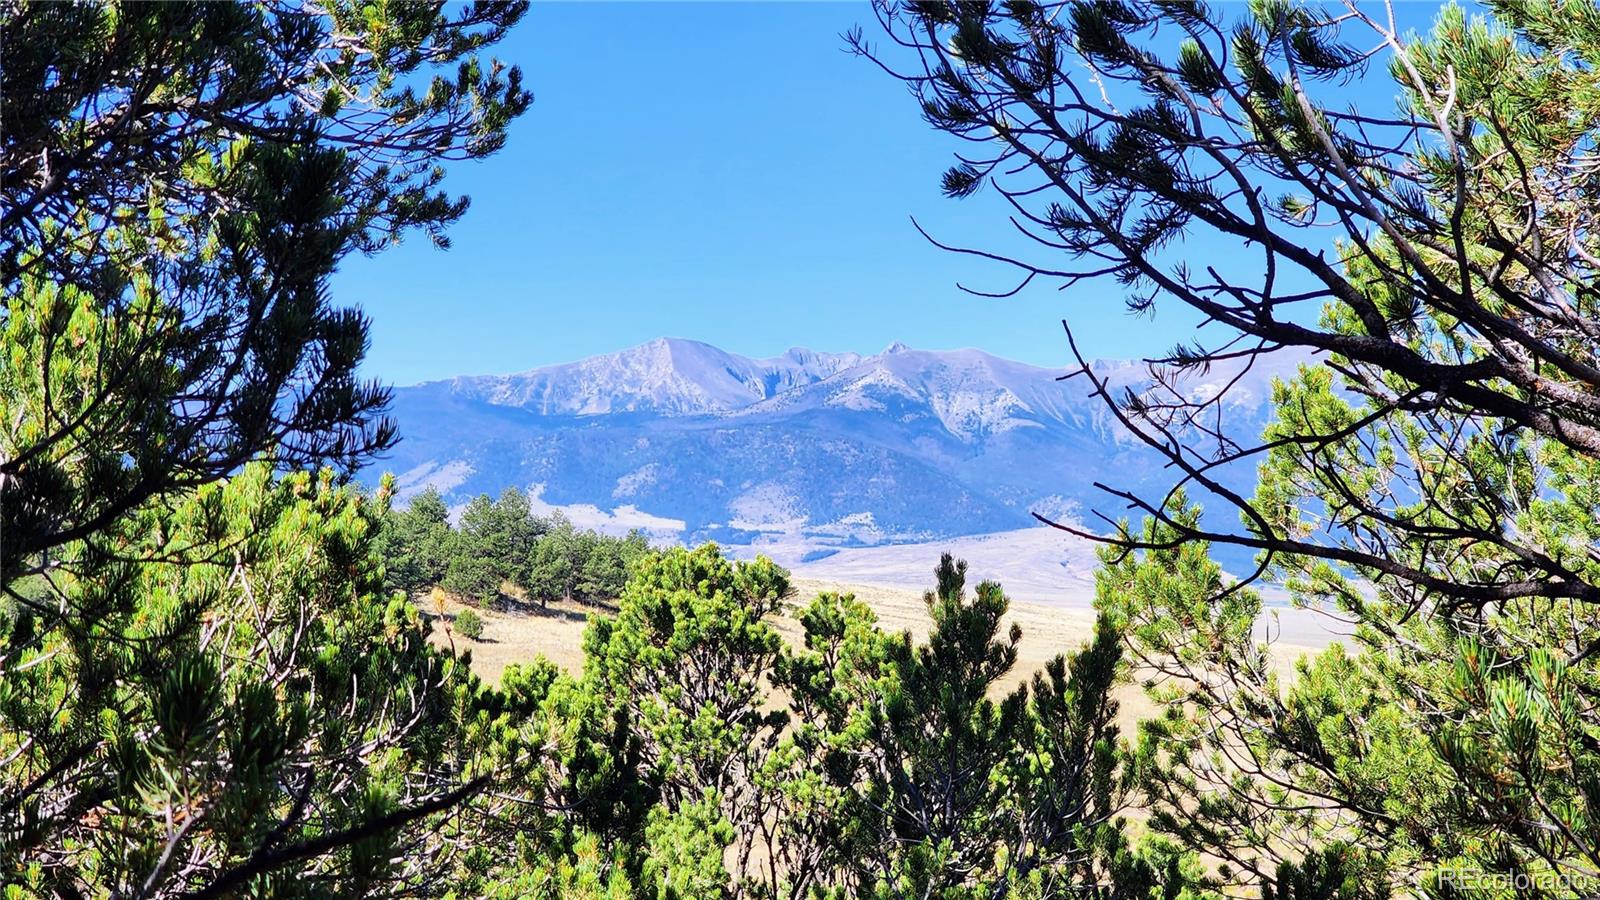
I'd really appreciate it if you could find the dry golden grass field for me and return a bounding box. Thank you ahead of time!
[427,577,1330,731]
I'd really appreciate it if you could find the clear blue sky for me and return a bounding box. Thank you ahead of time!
[332,1,1441,386]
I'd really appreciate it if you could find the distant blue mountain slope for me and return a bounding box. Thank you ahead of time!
[375,337,1302,564]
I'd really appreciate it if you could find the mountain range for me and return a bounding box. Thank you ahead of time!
[375,338,1302,579]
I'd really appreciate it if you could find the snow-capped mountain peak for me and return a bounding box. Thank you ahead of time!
[424,337,861,417]
[383,339,1297,571]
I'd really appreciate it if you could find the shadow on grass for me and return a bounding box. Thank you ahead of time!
[494,595,613,624]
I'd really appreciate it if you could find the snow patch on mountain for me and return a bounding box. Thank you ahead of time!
[612,463,661,499]
[394,460,473,500]
[527,484,686,538]
[728,482,807,531]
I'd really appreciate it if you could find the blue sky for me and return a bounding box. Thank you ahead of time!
[332,1,1442,386]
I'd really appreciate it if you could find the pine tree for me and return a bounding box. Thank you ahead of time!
[444,493,507,605]
[867,554,1030,893]
[0,2,530,891]
[578,530,650,604]
[377,484,454,596]
[486,487,542,585]
[865,0,1600,892]
[527,513,584,605]
[454,607,486,642]
[1,0,530,582]
[778,554,1178,898]
[582,544,792,894]
[0,467,506,893]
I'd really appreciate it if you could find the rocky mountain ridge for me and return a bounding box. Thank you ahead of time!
[378,338,1301,563]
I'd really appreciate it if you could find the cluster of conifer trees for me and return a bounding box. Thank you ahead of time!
[444,543,1188,897]
[376,485,650,607]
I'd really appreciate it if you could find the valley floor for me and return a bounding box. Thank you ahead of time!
[429,575,1341,730]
